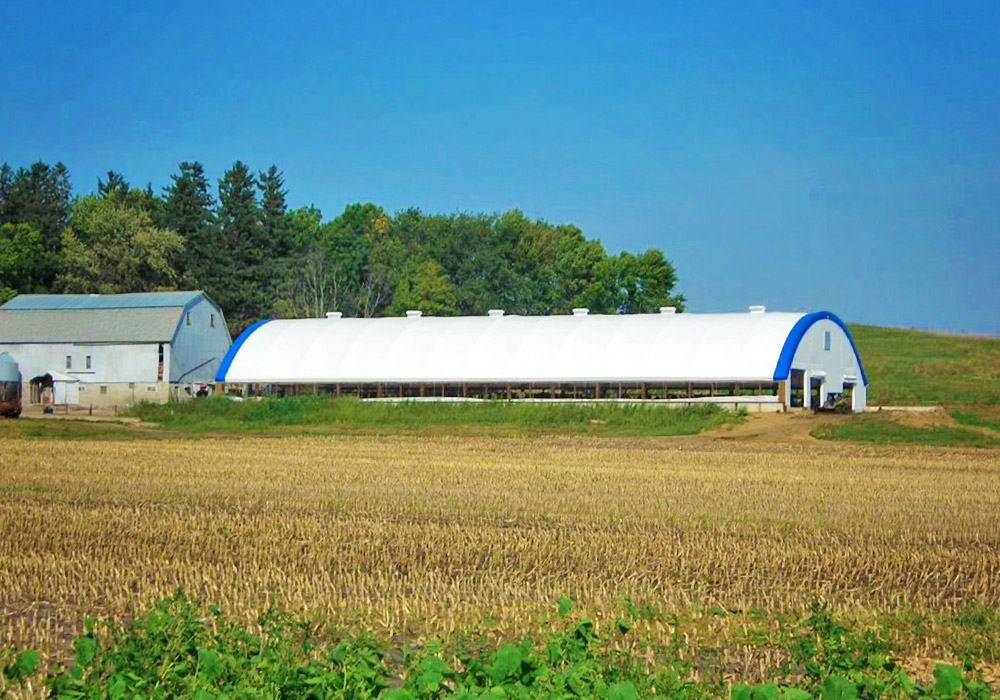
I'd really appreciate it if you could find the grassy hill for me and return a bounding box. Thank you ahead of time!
[848,324,1000,405]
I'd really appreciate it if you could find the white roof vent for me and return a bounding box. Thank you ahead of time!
[325,311,343,319]
[572,308,590,316]
[748,305,766,314]
[487,309,505,317]
[659,306,677,314]
[405,310,423,318]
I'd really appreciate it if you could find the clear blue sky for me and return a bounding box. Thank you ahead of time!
[2,0,998,333]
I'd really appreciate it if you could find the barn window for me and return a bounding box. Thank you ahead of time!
[86,355,92,369]
[66,355,72,369]
[100,386,107,395]
[210,313,215,328]
[824,331,831,351]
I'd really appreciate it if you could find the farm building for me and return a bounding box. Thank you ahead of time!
[0,292,231,408]
[217,306,868,412]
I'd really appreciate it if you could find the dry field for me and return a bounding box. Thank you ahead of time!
[1,433,999,669]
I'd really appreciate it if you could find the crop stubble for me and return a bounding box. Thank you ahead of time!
[0,434,998,656]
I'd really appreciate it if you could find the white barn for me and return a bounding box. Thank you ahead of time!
[0,292,232,408]
[217,306,868,412]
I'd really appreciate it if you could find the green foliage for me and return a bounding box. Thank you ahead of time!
[163,161,216,282]
[848,325,1000,406]
[811,414,1000,448]
[0,160,72,258]
[57,196,185,294]
[0,223,56,299]
[0,159,687,334]
[5,596,998,700]
[126,395,736,437]
[387,258,457,316]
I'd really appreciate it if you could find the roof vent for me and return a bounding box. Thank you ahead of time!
[748,305,766,314]
[325,311,343,319]
[405,310,423,318]
[487,309,505,317]
[572,308,590,316]
[659,306,677,314]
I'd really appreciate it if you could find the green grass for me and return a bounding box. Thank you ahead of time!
[811,414,1000,448]
[848,325,1000,406]
[126,395,738,437]
[951,408,1000,433]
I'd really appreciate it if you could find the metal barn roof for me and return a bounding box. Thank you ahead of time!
[0,308,185,343]
[1,291,205,311]
[217,309,866,385]
[0,291,218,344]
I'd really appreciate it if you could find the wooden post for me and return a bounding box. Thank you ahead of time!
[462,383,467,398]
[687,382,693,399]
[505,384,512,400]
[550,384,556,399]
[376,384,383,399]
[335,384,341,396]
[594,382,601,399]
[640,382,647,400]
[420,384,426,398]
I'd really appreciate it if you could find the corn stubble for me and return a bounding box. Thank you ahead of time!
[0,435,998,660]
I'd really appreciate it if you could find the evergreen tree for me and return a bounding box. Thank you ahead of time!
[217,161,265,329]
[0,161,71,257]
[97,170,130,201]
[258,165,288,254]
[163,162,217,282]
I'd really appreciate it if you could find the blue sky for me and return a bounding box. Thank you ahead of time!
[2,0,998,333]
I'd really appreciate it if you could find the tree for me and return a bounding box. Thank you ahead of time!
[97,170,130,201]
[0,223,52,303]
[554,228,611,313]
[163,161,217,282]
[57,196,184,294]
[258,165,289,255]
[603,248,685,313]
[216,161,265,329]
[386,258,457,316]
[0,161,72,259]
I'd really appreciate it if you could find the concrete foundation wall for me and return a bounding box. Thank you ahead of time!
[76,382,172,408]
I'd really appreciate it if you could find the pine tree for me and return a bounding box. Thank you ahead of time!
[97,170,130,201]
[164,162,217,284]
[258,165,288,253]
[217,161,265,329]
[0,161,71,289]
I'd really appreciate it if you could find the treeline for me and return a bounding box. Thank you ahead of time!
[0,160,684,332]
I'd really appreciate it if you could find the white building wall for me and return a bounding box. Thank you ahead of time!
[789,319,866,411]
[0,342,163,384]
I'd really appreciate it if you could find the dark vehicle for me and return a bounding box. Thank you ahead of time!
[0,352,22,418]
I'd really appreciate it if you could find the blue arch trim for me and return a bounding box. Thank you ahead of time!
[215,318,272,382]
[772,311,867,386]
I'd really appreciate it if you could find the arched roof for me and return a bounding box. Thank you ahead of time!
[217,310,866,385]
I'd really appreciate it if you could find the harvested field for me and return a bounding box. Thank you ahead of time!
[1,432,998,674]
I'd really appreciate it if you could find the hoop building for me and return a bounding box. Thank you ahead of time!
[216,306,867,412]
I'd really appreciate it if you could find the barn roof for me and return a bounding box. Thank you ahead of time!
[216,309,866,385]
[1,291,205,311]
[0,308,184,343]
[0,292,215,344]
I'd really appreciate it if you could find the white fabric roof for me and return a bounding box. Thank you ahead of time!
[219,311,813,384]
